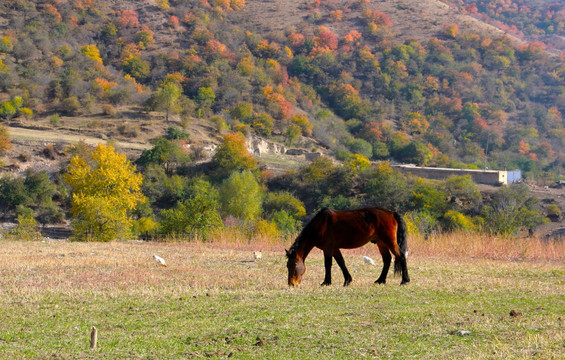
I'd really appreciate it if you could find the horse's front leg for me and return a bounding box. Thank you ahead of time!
[334,250,352,286]
[321,251,332,286]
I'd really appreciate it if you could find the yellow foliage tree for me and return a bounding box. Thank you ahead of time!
[348,154,371,174]
[80,44,103,64]
[65,144,146,241]
[290,114,313,136]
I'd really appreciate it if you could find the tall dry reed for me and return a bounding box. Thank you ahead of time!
[409,232,565,261]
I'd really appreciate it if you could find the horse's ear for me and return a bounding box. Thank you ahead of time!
[285,249,290,257]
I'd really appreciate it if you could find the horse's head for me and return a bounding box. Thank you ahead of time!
[285,248,305,286]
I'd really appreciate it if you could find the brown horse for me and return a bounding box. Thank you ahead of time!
[286,207,409,286]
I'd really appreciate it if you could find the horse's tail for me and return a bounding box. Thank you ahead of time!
[393,211,408,278]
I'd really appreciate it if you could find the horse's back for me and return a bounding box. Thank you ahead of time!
[321,207,397,249]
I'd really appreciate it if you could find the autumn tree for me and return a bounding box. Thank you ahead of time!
[65,144,146,241]
[0,125,12,155]
[211,132,257,180]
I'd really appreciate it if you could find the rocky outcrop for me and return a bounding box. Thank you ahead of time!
[246,136,286,156]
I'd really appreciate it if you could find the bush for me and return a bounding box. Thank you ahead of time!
[8,214,38,241]
[60,96,81,115]
[319,195,361,211]
[345,138,372,158]
[165,127,190,140]
[253,219,281,239]
[269,210,301,236]
[405,211,438,237]
[442,210,475,232]
[263,192,306,219]
[546,204,561,221]
[103,104,118,116]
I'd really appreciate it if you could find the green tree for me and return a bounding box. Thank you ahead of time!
[65,144,146,241]
[411,179,449,218]
[159,178,223,238]
[123,56,150,81]
[156,81,182,122]
[196,86,216,107]
[140,165,187,208]
[479,183,547,235]
[252,113,274,136]
[360,162,410,212]
[0,96,23,120]
[231,102,254,122]
[219,171,263,221]
[137,137,191,175]
[0,176,30,213]
[8,213,38,241]
[442,175,482,212]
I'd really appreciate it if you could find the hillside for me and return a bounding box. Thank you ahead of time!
[240,0,525,44]
[0,0,564,240]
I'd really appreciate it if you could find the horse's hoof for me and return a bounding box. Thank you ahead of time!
[321,281,331,286]
[375,279,386,284]
[343,279,352,287]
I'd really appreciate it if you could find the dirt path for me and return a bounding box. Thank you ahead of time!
[8,126,151,151]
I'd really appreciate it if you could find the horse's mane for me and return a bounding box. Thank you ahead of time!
[289,208,331,252]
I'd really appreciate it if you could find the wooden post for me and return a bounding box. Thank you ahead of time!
[90,327,98,349]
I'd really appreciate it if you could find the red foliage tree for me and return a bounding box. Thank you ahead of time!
[288,33,305,49]
[168,15,180,28]
[315,27,338,50]
[118,10,140,28]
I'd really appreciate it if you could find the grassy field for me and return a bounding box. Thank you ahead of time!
[0,235,563,359]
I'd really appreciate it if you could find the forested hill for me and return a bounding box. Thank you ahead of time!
[0,0,563,180]
[1,0,564,240]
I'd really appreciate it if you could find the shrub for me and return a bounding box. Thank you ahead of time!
[103,104,118,117]
[270,210,301,236]
[546,204,561,221]
[264,192,306,219]
[165,127,190,141]
[442,210,475,232]
[49,114,60,126]
[405,211,438,237]
[8,214,38,241]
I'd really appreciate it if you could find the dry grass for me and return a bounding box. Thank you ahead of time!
[409,232,565,262]
[0,233,563,358]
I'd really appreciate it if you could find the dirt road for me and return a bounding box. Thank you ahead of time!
[8,126,151,151]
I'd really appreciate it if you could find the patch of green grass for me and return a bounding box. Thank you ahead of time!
[0,241,563,359]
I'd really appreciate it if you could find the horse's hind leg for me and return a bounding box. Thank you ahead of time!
[321,251,332,286]
[333,250,352,286]
[375,243,392,284]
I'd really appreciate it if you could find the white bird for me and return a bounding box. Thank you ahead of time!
[363,256,375,265]
[153,254,167,267]
[253,251,262,260]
